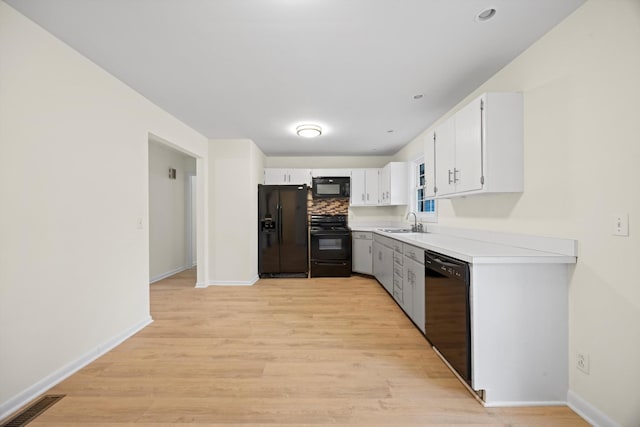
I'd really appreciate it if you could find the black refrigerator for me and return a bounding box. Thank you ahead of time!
[258,184,308,277]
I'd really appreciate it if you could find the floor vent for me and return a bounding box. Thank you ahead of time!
[1,395,65,427]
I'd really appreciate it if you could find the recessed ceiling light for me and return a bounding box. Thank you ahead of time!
[413,94,424,100]
[387,129,394,133]
[476,8,497,22]
[296,124,322,138]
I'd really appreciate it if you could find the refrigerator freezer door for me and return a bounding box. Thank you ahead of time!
[258,185,280,274]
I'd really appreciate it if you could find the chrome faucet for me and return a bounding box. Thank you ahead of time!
[407,211,418,232]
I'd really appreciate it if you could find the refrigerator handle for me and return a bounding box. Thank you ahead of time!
[278,204,283,242]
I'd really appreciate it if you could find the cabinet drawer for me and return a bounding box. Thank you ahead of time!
[403,243,424,264]
[352,232,373,240]
[392,240,403,254]
[394,252,403,266]
[393,265,403,278]
[393,275,402,287]
[393,287,403,303]
[374,234,394,248]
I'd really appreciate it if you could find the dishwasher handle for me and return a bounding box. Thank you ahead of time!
[425,250,469,282]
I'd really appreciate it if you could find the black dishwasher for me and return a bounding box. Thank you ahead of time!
[424,250,471,385]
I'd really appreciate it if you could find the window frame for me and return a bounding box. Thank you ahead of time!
[409,155,437,223]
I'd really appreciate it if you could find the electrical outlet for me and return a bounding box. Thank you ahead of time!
[577,352,590,374]
[612,213,629,236]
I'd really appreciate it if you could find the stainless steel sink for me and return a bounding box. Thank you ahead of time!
[378,228,414,233]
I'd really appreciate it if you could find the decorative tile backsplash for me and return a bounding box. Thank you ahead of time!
[307,190,349,216]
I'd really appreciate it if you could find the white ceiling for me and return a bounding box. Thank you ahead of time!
[5,0,585,156]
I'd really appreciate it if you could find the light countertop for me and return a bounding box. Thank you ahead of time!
[350,226,577,265]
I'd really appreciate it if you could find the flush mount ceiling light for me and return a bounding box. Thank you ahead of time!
[476,8,497,22]
[296,124,322,138]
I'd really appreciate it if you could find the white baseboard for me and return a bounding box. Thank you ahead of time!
[0,316,153,422]
[203,275,259,287]
[567,390,620,427]
[483,400,567,408]
[149,266,189,284]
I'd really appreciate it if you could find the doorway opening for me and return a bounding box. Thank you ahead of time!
[148,138,197,286]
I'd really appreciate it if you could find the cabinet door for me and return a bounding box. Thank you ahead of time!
[424,131,436,198]
[288,169,311,185]
[350,169,366,206]
[379,164,389,205]
[402,261,413,319]
[381,245,394,293]
[387,162,408,205]
[434,118,456,196]
[352,236,373,274]
[454,95,483,194]
[364,169,380,205]
[409,257,425,334]
[373,242,393,293]
[264,168,289,185]
[372,242,384,284]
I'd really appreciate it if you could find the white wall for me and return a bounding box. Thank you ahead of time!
[148,141,196,282]
[208,139,264,285]
[0,2,208,418]
[394,1,640,425]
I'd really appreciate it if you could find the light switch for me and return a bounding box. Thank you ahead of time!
[613,213,629,236]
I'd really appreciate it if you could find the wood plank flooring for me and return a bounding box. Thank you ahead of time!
[23,269,587,425]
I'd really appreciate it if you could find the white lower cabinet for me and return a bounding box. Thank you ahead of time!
[392,250,404,308]
[352,232,373,274]
[372,235,426,334]
[372,236,394,294]
[371,231,572,406]
[403,244,425,333]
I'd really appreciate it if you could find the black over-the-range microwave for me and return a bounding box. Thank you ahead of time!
[312,176,350,199]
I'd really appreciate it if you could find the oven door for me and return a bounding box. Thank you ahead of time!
[310,231,350,260]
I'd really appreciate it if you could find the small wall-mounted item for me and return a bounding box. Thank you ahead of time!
[168,168,177,179]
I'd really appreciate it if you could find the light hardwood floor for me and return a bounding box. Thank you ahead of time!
[25,269,587,426]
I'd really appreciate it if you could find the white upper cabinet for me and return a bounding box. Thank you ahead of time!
[434,92,523,198]
[350,169,366,205]
[423,131,436,199]
[434,118,456,196]
[264,168,311,185]
[454,95,484,194]
[350,168,379,206]
[379,162,408,205]
[311,169,351,177]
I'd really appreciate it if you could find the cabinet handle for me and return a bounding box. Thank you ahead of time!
[369,246,371,254]
[453,168,459,183]
[448,169,453,184]
[284,173,287,182]
[366,193,369,201]
[362,194,365,201]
